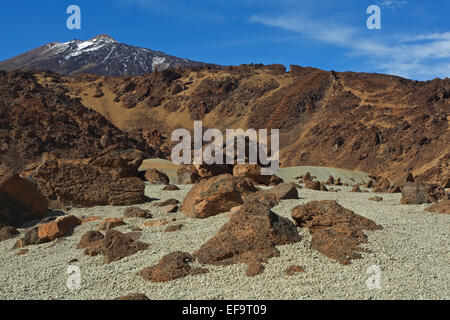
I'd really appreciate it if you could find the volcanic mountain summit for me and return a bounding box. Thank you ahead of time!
[0,34,210,76]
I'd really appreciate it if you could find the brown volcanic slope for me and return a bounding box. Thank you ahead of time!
[0,70,155,173]
[6,64,450,183]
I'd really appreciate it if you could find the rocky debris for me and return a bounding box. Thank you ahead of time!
[0,71,154,174]
[0,226,19,242]
[305,180,327,191]
[165,205,179,213]
[97,218,126,231]
[140,251,209,282]
[81,216,101,224]
[162,185,180,191]
[114,293,150,300]
[37,215,81,243]
[389,184,402,193]
[424,200,449,214]
[351,186,362,192]
[193,201,301,276]
[142,219,169,227]
[243,190,280,209]
[181,174,258,219]
[0,172,48,227]
[195,163,234,180]
[368,196,383,202]
[177,165,200,184]
[17,249,29,255]
[363,180,374,188]
[302,172,312,181]
[154,198,180,207]
[285,265,305,276]
[232,164,278,186]
[28,150,146,209]
[269,183,299,200]
[372,177,391,192]
[291,200,383,265]
[123,207,152,219]
[77,230,104,249]
[325,175,334,185]
[13,215,80,248]
[400,182,446,205]
[164,224,183,232]
[83,230,148,263]
[144,169,170,185]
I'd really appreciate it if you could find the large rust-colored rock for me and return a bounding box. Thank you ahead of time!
[97,218,126,231]
[291,200,382,265]
[83,229,148,263]
[424,200,450,214]
[177,165,200,184]
[140,251,208,282]
[144,169,169,185]
[193,201,301,276]
[123,207,152,219]
[400,182,446,205]
[181,174,258,219]
[232,164,274,186]
[37,215,81,243]
[0,172,48,227]
[77,230,104,249]
[305,180,321,191]
[29,151,146,209]
[268,183,299,200]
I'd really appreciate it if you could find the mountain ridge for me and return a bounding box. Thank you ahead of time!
[0,34,212,76]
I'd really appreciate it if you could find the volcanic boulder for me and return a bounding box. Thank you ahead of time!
[177,165,200,184]
[83,229,148,263]
[28,151,146,209]
[144,169,170,185]
[140,251,208,282]
[180,174,258,219]
[291,200,382,265]
[77,230,104,249]
[123,207,153,219]
[193,201,301,276]
[0,226,19,242]
[424,200,449,214]
[0,172,48,227]
[37,215,81,242]
[400,182,446,205]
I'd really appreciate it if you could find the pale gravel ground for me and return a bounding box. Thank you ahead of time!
[0,179,449,300]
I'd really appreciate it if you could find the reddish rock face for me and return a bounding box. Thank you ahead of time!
[232,164,277,186]
[285,265,305,276]
[144,169,170,185]
[424,200,449,214]
[97,218,126,231]
[37,215,81,242]
[77,230,104,249]
[83,229,148,264]
[291,200,382,265]
[123,207,152,219]
[28,151,146,209]
[0,172,48,227]
[140,251,208,282]
[177,165,200,184]
[400,182,446,205]
[305,180,321,191]
[193,201,301,276]
[181,174,258,219]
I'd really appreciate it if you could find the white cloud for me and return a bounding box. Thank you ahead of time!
[377,0,408,10]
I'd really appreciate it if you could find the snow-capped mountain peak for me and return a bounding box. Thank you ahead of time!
[0,34,210,76]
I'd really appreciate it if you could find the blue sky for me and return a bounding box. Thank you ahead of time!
[0,0,449,80]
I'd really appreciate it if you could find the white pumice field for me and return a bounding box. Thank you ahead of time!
[0,169,449,300]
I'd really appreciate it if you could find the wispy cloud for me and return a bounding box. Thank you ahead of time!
[378,0,408,10]
[251,12,450,80]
